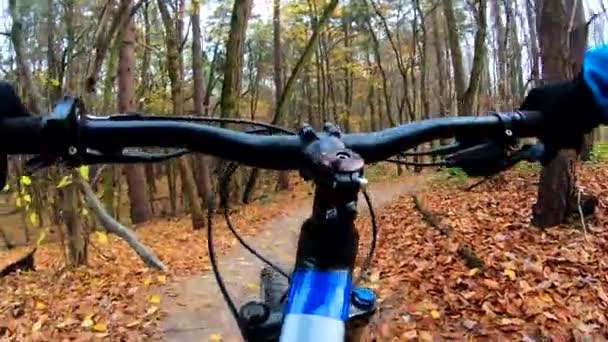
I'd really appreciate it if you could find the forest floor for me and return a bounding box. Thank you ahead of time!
[160,173,430,342]
[2,161,608,341]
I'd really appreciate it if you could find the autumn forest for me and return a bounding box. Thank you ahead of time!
[1,0,608,340]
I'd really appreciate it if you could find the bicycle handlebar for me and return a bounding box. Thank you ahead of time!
[0,96,544,170]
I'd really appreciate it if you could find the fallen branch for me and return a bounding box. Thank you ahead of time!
[412,195,451,236]
[75,171,166,271]
[412,195,485,270]
[465,177,490,192]
[89,240,116,262]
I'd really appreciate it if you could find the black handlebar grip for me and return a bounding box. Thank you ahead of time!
[0,117,45,154]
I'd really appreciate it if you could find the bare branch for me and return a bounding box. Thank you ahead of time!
[75,172,167,271]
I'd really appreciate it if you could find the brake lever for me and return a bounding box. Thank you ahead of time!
[445,142,544,177]
[25,149,190,173]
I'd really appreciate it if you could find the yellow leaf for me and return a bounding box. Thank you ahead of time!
[57,175,72,188]
[209,333,223,342]
[503,269,516,281]
[29,212,39,226]
[92,322,107,332]
[541,293,553,304]
[430,310,441,319]
[96,231,109,244]
[82,314,94,328]
[50,78,60,87]
[23,194,31,203]
[19,175,32,186]
[469,268,480,276]
[35,302,47,310]
[36,228,49,246]
[78,166,89,181]
[247,282,259,291]
[2,183,10,191]
[150,295,161,304]
[156,275,167,284]
[144,278,152,286]
[82,208,89,216]
[15,197,22,208]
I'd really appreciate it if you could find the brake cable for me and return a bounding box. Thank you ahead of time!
[356,189,378,284]
[220,162,291,279]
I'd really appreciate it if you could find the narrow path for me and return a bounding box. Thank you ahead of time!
[161,175,428,342]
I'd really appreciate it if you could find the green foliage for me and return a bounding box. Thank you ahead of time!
[588,143,608,163]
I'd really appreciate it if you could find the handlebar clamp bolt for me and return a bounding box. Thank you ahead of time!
[68,146,78,156]
[505,129,513,137]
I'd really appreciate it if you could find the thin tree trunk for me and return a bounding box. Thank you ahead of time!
[191,0,214,210]
[272,0,290,191]
[442,0,466,114]
[119,5,152,225]
[157,0,205,228]
[526,0,540,85]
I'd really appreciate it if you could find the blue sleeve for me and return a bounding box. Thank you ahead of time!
[583,44,608,123]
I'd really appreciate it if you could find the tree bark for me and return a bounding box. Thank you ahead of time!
[273,0,290,191]
[525,0,540,85]
[191,0,214,209]
[157,0,205,229]
[532,0,582,228]
[461,0,488,115]
[442,0,466,114]
[118,5,151,225]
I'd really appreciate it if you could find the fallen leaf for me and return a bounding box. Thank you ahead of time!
[92,322,107,332]
[144,278,152,286]
[483,278,501,290]
[35,301,47,311]
[81,314,94,328]
[32,319,43,332]
[150,294,161,304]
[462,319,477,330]
[430,310,441,319]
[543,312,558,321]
[146,306,159,316]
[504,269,517,281]
[400,330,418,341]
[95,231,108,244]
[209,333,223,341]
[469,267,480,276]
[157,274,167,284]
[247,282,259,290]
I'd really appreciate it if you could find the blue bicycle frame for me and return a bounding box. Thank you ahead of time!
[280,269,352,341]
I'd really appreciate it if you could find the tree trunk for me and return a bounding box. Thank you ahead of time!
[568,0,593,161]
[62,171,87,266]
[442,0,466,114]
[461,0,488,115]
[532,0,582,228]
[432,7,448,118]
[220,0,253,120]
[157,0,205,229]
[118,7,151,225]
[525,0,540,85]
[191,1,214,209]
[272,0,290,191]
[490,0,507,104]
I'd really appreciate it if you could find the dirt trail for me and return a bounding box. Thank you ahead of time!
[161,175,429,342]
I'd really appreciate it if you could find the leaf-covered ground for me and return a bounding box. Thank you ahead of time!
[364,163,608,341]
[0,175,314,341]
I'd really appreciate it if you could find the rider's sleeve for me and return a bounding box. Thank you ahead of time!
[583,44,608,123]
